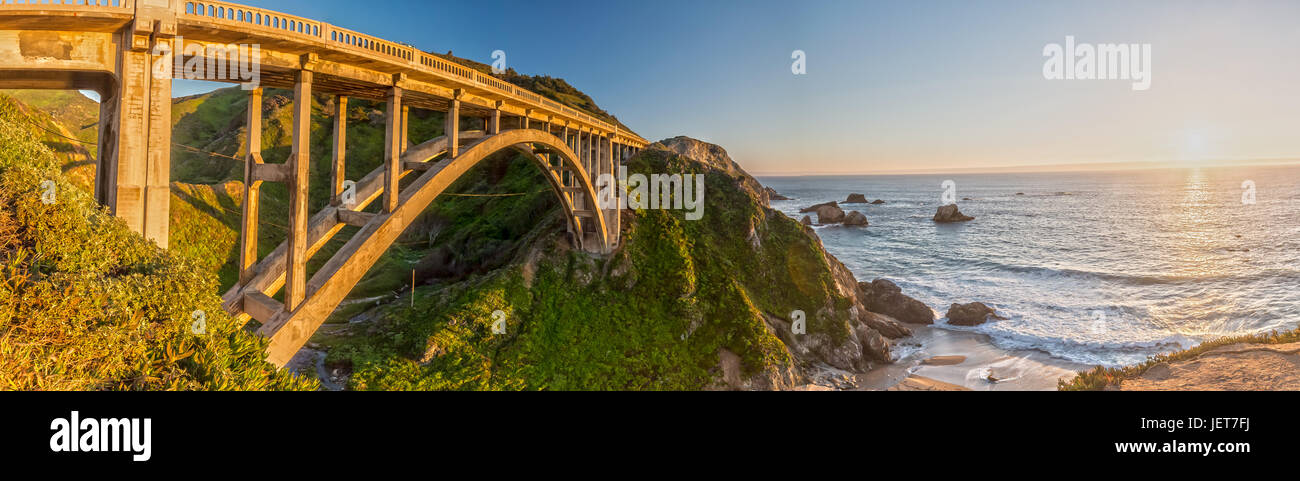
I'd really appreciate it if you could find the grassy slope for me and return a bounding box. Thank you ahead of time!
[326,149,852,390]
[0,96,315,391]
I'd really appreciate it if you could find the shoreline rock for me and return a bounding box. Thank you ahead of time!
[844,193,869,204]
[842,211,869,226]
[800,201,839,213]
[816,204,845,224]
[858,279,936,325]
[933,204,974,223]
[945,302,1007,326]
[765,186,791,201]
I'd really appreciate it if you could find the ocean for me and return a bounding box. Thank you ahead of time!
[761,164,1300,367]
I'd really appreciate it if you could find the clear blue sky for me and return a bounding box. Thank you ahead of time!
[173,0,1300,174]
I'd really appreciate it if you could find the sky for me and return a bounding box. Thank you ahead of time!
[166,0,1300,175]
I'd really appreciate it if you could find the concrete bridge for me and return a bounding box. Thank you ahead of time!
[0,0,648,365]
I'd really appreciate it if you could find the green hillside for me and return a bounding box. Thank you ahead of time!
[0,95,314,391]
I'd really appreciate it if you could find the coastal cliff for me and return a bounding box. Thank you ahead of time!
[324,136,906,390]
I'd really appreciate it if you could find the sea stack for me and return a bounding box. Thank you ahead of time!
[945,302,1008,326]
[844,193,869,204]
[933,204,974,223]
[800,201,839,213]
[843,211,869,226]
[816,204,846,224]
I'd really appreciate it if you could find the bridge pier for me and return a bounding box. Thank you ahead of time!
[97,5,177,249]
[400,105,410,155]
[331,95,349,206]
[447,94,461,159]
[383,86,403,213]
[285,69,314,311]
[239,87,264,286]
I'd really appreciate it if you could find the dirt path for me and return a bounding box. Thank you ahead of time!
[1120,342,1300,391]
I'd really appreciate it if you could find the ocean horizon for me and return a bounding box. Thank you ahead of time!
[762,163,1300,367]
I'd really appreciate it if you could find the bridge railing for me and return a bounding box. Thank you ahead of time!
[181,1,323,41]
[327,24,414,63]
[0,0,130,10]
[418,52,476,81]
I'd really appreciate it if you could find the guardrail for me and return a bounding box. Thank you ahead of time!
[183,1,322,41]
[0,0,644,143]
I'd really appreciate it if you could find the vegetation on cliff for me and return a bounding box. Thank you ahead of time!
[319,143,877,390]
[0,95,314,390]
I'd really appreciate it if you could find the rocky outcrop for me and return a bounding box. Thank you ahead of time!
[652,137,899,384]
[842,211,869,226]
[858,279,936,325]
[859,311,912,339]
[766,187,791,201]
[945,302,1007,326]
[800,201,838,213]
[871,199,885,205]
[816,204,845,224]
[844,193,869,204]
[933,204,974,223]
[653,136,772,206]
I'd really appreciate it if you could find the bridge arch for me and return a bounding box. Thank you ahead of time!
[229,127,612,366]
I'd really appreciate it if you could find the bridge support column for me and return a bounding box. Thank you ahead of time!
[286,69,313,311]
[608,136,619,247]
[98,13,176,249]
[239,87,264,286]
[487,107,500,135]
[384,87,403,213]
[447,96,461,159]
[400,105,410,156]
[331,95,348,206]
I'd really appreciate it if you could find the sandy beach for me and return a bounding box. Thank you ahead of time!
[860,324,1093,391]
